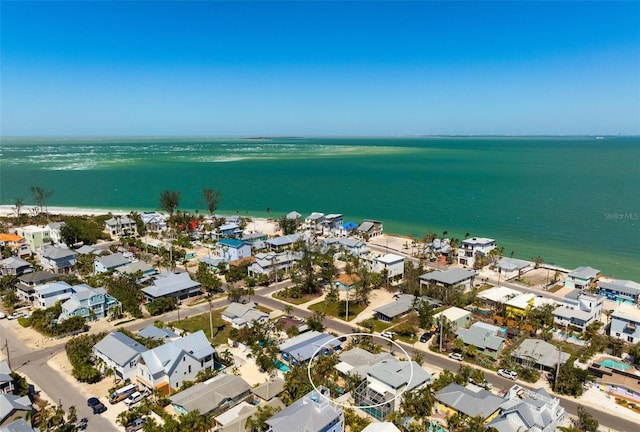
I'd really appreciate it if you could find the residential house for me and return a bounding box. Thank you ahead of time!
[505,293,556,319]
[487,385,566,432]
[248,251,300,279]
[285,211,302,222]
[34,281,74,308]
[215,223,242,239]
[93,252,131,274]
[0,257,32,277]
[353,359,431,420]
[588,356,640,403]
[0,234,30,258]
[215,399,285,432]
[266,234,302,251]
[597,279,640,304]
[457,237,496,267]
[59,285,121,321]
[610,304,640,344]
[141,272,201,303]
[15,271,57,302]
[372,295,420,322]
[265,386,344,432]
[334,347,393,378]
[361,423,401,432]
[138,325,179,341]
[0,418,38,432]
[434,383,503,422]
[15,226,51,253]
[455,322,506,358]
[276,317,309,336]
[304,212,325,232]
[433,307,472,331]
[170,374,251,416]
[476,286,522,308]
[322,214,343,235]
[115,261,157,278]
[362,253,404,281]
[333,273,360,292]
[565,266,600,290]
[104,216,138,237]
[511,339,570,372]
[337,221,359,237]
[74,245,101,255]
[241,231,266,245]
[496,257,531,281]
[279,331,342,367]
[356,220,383,240]
[39,245,77,273]
[419,268,477,293]
[222,302,269,329]
[92,332,147,382]
[141,212,168,232]
[0,394,32,427]
[323,238,369,257]
[136,331,215,395]
[45,222,65,245]
[216,239,252,262]
[552,289,604,331]
[251,377,286,403]
[0,363,13,395]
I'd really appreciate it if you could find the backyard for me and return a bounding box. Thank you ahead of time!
[308,300,366,322]
[169,309,230,346]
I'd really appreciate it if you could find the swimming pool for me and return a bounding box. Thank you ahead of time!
[598,358,632,371]
[273,360,290,372]
[429,421,447,432]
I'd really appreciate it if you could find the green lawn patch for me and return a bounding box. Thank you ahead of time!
[273,291,322,305]
[170,310,230,346]
[546,284,563,293]
[308,300,366,322]
[358,318,393,333]
[256,305,273,314]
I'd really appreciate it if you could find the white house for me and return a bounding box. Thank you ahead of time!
[304,212,325,232]
[266,386,344,432]
[362,253,404,280]
[248,251,300,279]
[141,272,201,303]
[104,216,138,237]
[93,332,147,382]
[141,211,168,232]
[487,385,566,432]
[136,330,215,395]
[419,268,477,293]
[457,237,496,267]
[222,302,269,329]
[34,281,74,308]
[93,252,131,274]
[45,222,65,245]
[610,304,640,344]
[552,289,604,331]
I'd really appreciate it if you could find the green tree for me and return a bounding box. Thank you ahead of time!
[576,405,599,432]
[195,262,222,293]
[202,188,222,216]
[278,216,298,235]
[30,185,54,215]
[306,310,325,332]
[159,190,181,218]
[246,404,281,432]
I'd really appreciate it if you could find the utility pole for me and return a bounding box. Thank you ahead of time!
[4,339,10,370]
[208,294,214,340]
[554,348,561,392]
[439,315,444,352]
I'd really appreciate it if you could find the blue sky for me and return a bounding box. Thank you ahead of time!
[2,1,639,136]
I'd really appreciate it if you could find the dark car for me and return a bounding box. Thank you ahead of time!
[419,332,432,343]
[87,397,107,414]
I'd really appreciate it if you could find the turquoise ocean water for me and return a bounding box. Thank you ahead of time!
[0,136,638,280]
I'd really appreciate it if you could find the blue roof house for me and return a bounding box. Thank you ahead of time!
[279,331,342,367]
[59,284,122,322]
[215,239,252,262]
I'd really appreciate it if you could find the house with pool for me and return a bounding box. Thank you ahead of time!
[278,331,342,367]
[588,356,640,403]
[597,279,640,304]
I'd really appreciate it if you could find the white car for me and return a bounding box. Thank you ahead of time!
[448,352,464,361]
[123,391,143,408]
[380,331,395,339]
[497,369,518,380]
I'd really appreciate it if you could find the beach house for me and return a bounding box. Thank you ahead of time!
[434,383,503,422]
[597,279,640,304]
[565,266,600,290]
[141,211,168,232]
[419,268,477,293]
[496,257,531,281]
[487,385,566,432]
[15,225,51,253]
[0,257,32,277]
[141,272,201,303]
[0,394,33,427]
[104,215,138,237]
[372,294,426,322]
[221,302,269,329]
[353,359,431,420]
[455,322,506,358]
[609,304,640,344]
[34,281,74,308]
[93,252,131,274]
[39,245,78,274]
[322,214,344,235]
[476,286,522,308]
[136,331,215,395]
[457,237,496,267]
[93,332,147,382]
[265,386,344,432]
[334,347,393,378]
[279,331,342,366]
[248,251,300,279]
[215,223,242,239]
[505,293,556,319]
[170,374,251,416]
[45,221,65,245]
[362,253,404,281]
[15,271,57,302]
[357,220,383,239]
[510,339,570,372]
[433,307,472,331]
[59,285,121,321]
[552,289,604,331]
[215,238,252,262]
[266,234,302,251]
[304,212,325,232]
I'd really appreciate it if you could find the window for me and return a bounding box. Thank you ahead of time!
[188,365,192,374]
[628,336,634,343]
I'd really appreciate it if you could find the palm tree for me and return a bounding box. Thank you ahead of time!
[202,188,222,217]
[158,190,181,218]
[283,304,293,316]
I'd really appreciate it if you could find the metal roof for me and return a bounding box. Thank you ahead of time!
[93,332,147,367]
[170,374,250,415]
[435,383,503,418]
[420,268,476,285]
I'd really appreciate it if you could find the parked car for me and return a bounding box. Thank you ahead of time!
[125,417,148,432]
[0,312,6,319]
[87,397,107,414]
[497,369,518,380]
[123,391,144,408]
[7,312,25,320]
[380,331,395,339]
[448,352,464,361]
[469,378,493,390]
[419,332,432,343]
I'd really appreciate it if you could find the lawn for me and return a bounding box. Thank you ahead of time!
[273,291,322,305]
[308,300,366,322]
[170,310,230,346]
[358,318,393,333]
[256,304,273,314]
